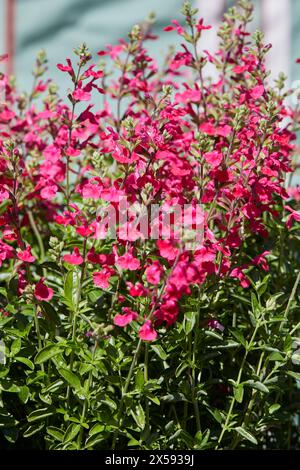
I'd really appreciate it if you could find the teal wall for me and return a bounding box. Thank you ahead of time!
[15,0,186,91]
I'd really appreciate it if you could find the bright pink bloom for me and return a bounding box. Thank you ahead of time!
[157,239,179,261]
[196,18,212,32]
[250,84,264,99]
[115,248,141,271]
[0,186,9,202]
[63,247,84,265]
[17,246,36,263]
[40,184,58,200]
[93,270,113,289]
[114,307,138,327]
[139,320,157,341]
[34,278,54,302]
[285,205,300,229]
[73,88,91,101]
[252,251,270,271]
[126,282,148,297]
[145,261,163,285]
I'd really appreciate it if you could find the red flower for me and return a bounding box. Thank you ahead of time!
[250,84,264,100]
[63,247,84,265]
[114,307,138,327]
[115,247,141,271]
[196,18,212,32]
[17,247,36,263]
[34,278,54,302]
[93,270,113,289]
[145,261,163,285]
[73,88,91,102]
[0,186,9,202]
[157,239,179,261]
[139,320,157,341]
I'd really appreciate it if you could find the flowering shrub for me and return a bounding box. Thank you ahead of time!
[0,0,300,450]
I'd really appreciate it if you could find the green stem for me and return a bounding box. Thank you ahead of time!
[230,351,265,449]
[216,320,261,449]
[78,339,98,449]
[34,306,44,373]
[111,338,143,449]
[66,238,87,405]
[279,271,300,333]
[191,287,202,433]
[144,343,150,436]
[28,210,45,262]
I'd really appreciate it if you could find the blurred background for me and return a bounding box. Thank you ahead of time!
[0,0,299,91]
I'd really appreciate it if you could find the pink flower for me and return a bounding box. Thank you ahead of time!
[139,320,157,341]
[163,20,184,36]
[196,18,212,32]
[250,84,264,100]
[174,88,201,104]
[230,267,250,288]
[57,59,73,74]
[17,246,36,263]
[285,205,300,229]
[252,251,271,271]
[40,184,58,200]
[115,248,141,271]
[93,270,112,289]
[63,247,84,265]
[73,88,91,102]
[0,186,9,202]
[157,239,179,261]
[207,319,225,332]
[126,282,148,297]
[114,307,138,327]
[145,261,163,285]
[81,182,102,199]
[34,278,54,302]
[65,147,81,157]
[203,151,223,168]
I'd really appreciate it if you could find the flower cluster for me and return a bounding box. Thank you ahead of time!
[0,2,299,346]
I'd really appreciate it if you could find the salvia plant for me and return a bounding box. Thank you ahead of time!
[0,0,300,450]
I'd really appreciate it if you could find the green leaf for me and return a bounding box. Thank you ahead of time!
[35,344,63,364]
[287,371,300,382]
[245,380,269,393]
[131,404,145,429]
[10,338,21,356]
[63,423,81,443]
[208,408,222,423]
[27,407,55,423]
[135,368,144,391]
[235,426,257,445]
[150,344,167,361]
[58,368,82,391]
[18,385,30,404]
[41,301,61,327]
[269,404,281,415]
[85,433,106,448]
[183,311,196,334]
[15,356,34,370]
[23,423,45,437]
[229,328,247,348]
[268,351,285,362]
[234,384,244,403]
[251,292,261,316]
[89,423,105,437]
[47,426,64,442]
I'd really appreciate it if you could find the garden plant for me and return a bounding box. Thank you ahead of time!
[0,0,300,450]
